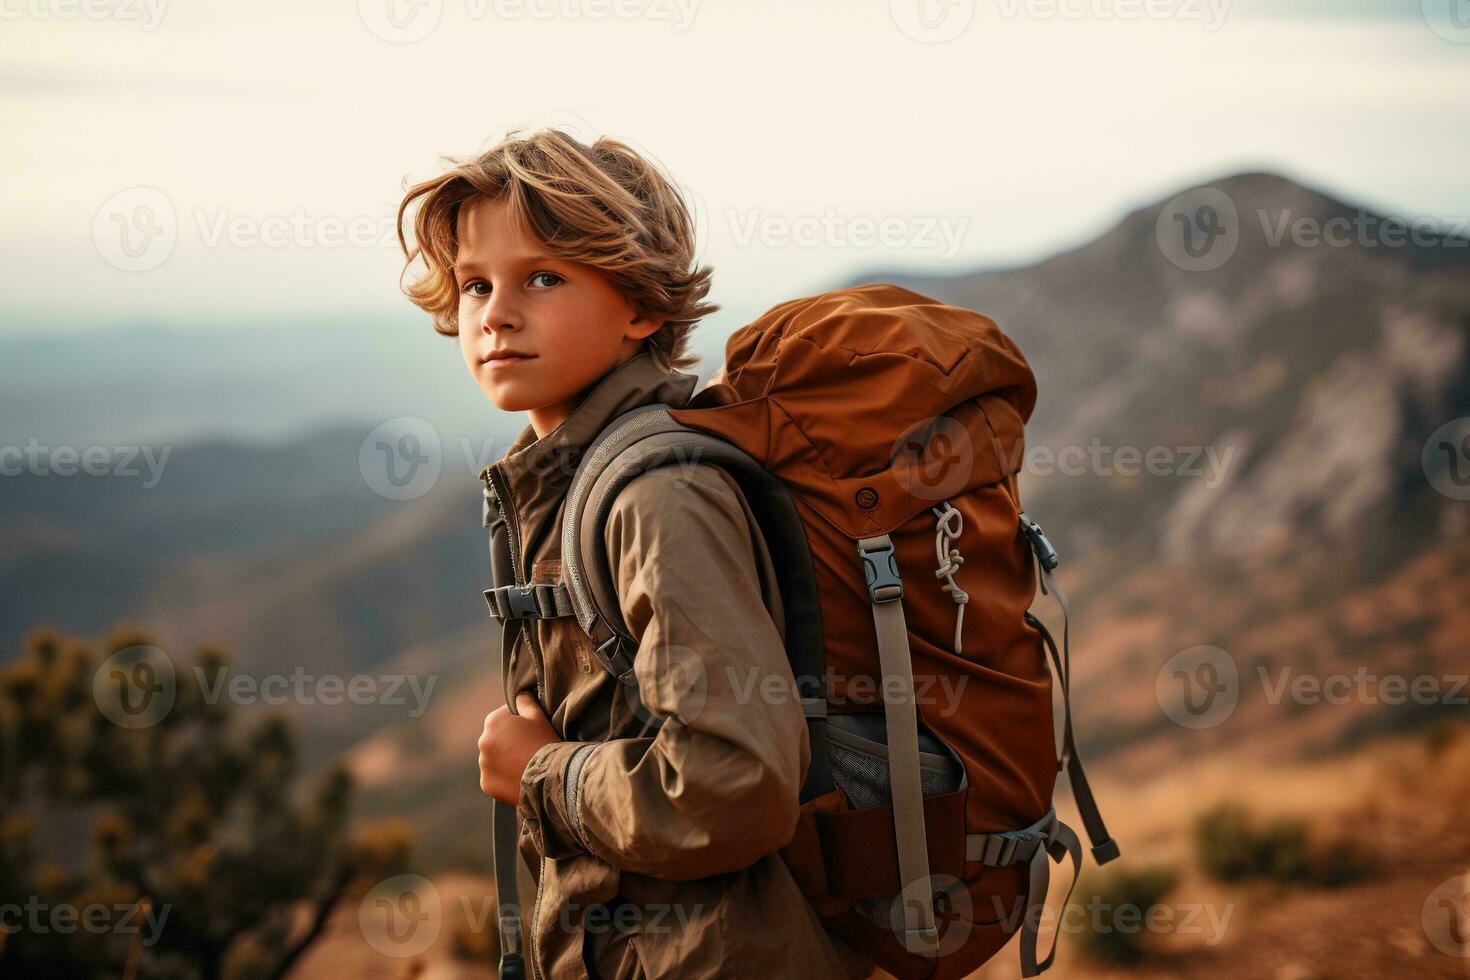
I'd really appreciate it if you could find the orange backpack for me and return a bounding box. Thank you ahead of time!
[546,283,1117,978]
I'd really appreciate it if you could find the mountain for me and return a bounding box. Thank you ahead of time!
[0,423,501,761]
[6,171,1468,876]
[865,172,1470,572]
[335,171,1470,869]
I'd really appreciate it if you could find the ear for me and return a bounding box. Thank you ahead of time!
[626,313,664,342]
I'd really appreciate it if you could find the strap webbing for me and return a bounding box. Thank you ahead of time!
[1034,562,1120,865]
[857,535,938,952]
[1018,817,1082,977]
[485,480,528,978]
[492,796,525,977]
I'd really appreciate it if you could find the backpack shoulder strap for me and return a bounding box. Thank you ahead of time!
[561,402,835,800]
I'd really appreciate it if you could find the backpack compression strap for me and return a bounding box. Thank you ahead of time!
[857,534,941,953]
[1020,513,1121,866]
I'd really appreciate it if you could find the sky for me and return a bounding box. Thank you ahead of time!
[1,0,1468,337]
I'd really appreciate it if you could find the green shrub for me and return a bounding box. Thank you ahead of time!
[1074,864,1180,966]
[1193,802,1367,887]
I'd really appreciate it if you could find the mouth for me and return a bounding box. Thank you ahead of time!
[481,350,537,367]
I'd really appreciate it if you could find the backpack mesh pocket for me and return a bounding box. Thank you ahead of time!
[825,717,965,932]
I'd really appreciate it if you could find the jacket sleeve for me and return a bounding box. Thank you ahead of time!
[516,462,810,881]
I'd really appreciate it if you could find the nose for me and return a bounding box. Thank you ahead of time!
[479,288,521,335]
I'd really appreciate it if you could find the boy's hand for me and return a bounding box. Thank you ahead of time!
[478,693,560,805]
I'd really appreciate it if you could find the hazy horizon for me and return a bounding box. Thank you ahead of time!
[3,0,1468,336]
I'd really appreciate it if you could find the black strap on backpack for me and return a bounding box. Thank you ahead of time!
[481,469,527,980]
[1020,512,1120,867]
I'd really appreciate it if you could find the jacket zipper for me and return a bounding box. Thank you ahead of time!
[482,464,549,980]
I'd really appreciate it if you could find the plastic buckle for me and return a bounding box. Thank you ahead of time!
[483,585,542,622]
[858,539,904,603]
[1018,512,1060,572]
[483,495,505,531]
[594,634,639,685]
[985,830,1041,867]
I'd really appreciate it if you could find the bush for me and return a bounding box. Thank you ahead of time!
[1074,864,1180,966]
[1193,802,1366,887]
[0,626,408,980]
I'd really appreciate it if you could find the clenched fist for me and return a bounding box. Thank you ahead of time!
[478,692,561,805]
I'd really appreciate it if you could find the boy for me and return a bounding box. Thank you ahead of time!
[396,129,872,979]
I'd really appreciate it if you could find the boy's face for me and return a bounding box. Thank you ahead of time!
[454,196,662,438]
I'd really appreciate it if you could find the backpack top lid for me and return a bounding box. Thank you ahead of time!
[672,283,1038,540]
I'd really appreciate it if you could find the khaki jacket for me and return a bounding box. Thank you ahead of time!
[485,352,873,980]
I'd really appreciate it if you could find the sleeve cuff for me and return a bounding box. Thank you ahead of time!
[517,740,598,860]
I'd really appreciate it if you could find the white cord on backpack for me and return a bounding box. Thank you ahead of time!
[932,501,969,655]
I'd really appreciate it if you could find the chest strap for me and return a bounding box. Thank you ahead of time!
[484,581,576,622]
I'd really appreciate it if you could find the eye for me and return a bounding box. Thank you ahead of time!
[529,271,563,289]
[461,279,489,297]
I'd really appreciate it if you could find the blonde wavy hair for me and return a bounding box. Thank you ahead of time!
[396,128,715,372]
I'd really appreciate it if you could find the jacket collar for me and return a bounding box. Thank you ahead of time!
[482,351,701,552]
